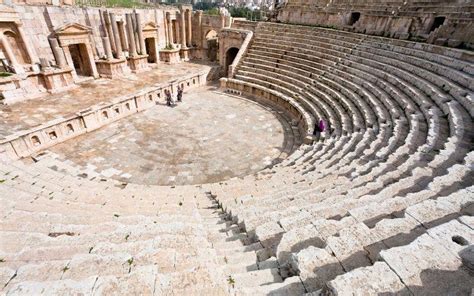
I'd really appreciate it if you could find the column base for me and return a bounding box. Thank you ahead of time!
[96,58,132,78]
[180,47,190,61]
[159,49,181,64]
[41,67,76,93]
[127,55,150,73]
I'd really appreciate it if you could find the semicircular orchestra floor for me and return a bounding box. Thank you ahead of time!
[44,85,298,186]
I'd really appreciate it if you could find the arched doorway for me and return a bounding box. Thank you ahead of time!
[205,30,218,62]
[348,12,361,26]
[225,47,239,75]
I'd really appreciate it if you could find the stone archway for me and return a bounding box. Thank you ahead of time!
[54,23,99,81]
[205,30,218,62]
[225,47,239,75]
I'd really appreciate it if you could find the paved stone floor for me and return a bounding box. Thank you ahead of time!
[0,62,210,140]
[46,85,289,185]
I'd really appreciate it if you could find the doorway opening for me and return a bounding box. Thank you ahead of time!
[69,43,92,77]
[348,12,361,26]
[145,38,157,63]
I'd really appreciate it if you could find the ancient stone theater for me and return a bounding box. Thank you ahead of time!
[0,0,472,294]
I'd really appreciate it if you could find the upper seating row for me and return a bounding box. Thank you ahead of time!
[215,21,473,294]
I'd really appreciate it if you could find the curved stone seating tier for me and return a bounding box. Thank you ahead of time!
[1,159,313,295]
[209,22,474,294]
[2,20,473,294]
[221,78,315,143]
[239,44,428,183]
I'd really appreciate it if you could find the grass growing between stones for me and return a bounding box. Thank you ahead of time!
[227,275,235,287]
[0,72,12,78]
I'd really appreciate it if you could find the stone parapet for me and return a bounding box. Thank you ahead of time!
[220,77,313,144]
[0,70,209,161]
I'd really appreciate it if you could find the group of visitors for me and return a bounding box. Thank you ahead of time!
[165,85,184,106]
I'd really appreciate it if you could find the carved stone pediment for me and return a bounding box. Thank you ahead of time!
[143,22,158,32]
[54,23,92,36]
[54,23,92,47]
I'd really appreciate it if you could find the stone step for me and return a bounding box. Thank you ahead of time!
[231,268,283,288]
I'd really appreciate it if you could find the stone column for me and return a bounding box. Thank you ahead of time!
[186,9,192,47]
[0,35,24,74]
[85,43,99,78]
[48,38,67,68]
[220,14,225,28]
[103,10,116,54]
[110,13,123,59]
[167,13,173,44]
[179,11,186,49]
[131,13,140,54]
[102,37,113,60]
[118,21,128,51]
[196,10,202,48]
[135,12,146,55]
[126,13,137,57]
[163,12,169,46]
[17,24,39,65]
[62,46,76,80]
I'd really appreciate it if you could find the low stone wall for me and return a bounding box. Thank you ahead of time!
[0,71,208,161]
[220,77,314,144]
[227,29,253,78]
[0,69,76,104]
[276,2,474,49]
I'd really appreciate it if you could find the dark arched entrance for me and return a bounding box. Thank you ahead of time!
[225,47,239,76]
[205,30,218,62]
[348,12,361,26]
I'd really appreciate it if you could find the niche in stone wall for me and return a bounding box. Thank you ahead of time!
[66,123,75,134]
[2,29,29,65]
[48,131,57,140]
[102,110,109,119]
[429,16,446,33]
[348,12,361,26]
[31,135,41,146]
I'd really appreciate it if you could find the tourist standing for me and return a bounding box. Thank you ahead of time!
[177,85,183,102]
[165,89,172,106]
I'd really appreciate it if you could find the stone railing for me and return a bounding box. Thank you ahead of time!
[220,77,314,144]
[227,29,254,78]
[0,71,208,161]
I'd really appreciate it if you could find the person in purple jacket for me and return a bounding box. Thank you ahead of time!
[319,119,325,133]
[313,119,326,136]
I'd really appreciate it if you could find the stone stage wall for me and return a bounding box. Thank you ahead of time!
[0,4,229,103]
[276,0,474,49]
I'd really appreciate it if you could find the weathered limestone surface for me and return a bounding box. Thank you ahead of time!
[326,262,409,295]
[0,3,473,294]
